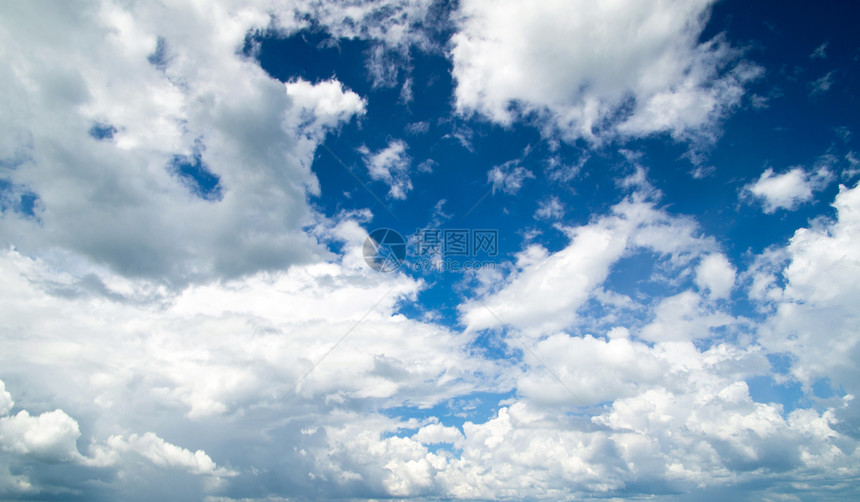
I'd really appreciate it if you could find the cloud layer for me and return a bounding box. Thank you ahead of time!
[0,0,857,500]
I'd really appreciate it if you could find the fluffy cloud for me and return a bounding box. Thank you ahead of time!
[108,433,236,477]
[639,290,734,342]
[0,1,857,499]
[0,1,366,284]
[0,378,232,496]
[0,409,84,463]
[745,166,831,213]
[285,79,367,136]
[2,182,859,499]
[695,253,736,298]
[359,139,413,199]
[756,183,860,427]
[0,217,507,496]
[460,192,717,337]
[0,223,500,418]
[316,377,857,500]
[451,0,760,142]
[0,381,11,417]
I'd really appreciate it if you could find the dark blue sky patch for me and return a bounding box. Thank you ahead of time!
[18,192,38,216]
[252,28,370,91]
[0,179,39,217]
[148,36,170,69]
[168,143,223,201]
[88,122,117,141]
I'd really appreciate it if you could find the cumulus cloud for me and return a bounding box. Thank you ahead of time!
[359,139,414,199]
[0,409,84,463]
[0,381,11,417]
[451,0,760,142]
[0,216,507,494]
[315,377,856,500]
[0,0,366,284]
[2,181,859,499]
[285,79,366,135]
[639,290,733,342]
[695,253,736,298]
[0,377,232,493]
[757,183,860,411]
[745,166,831,213]
[108,433,236,477]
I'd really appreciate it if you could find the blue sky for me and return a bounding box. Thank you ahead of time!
[1,0,860,500]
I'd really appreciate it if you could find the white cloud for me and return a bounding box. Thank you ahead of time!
[487,161,534,195]
[810,71,836,96]
[756,183,860,402]
[516,333,667,406]
[0,218,507,494]
[745,166,831,213]
[108,432,236,477]
[810,42,828,60]
[695,253,736,298]
[290,0,439,97]
[0,231,502,417]
[0,409,84,463]
[406,121,430,135]
[0,0,367,284]
[460,194,717,337]
[546,154,586,182]
[2,180,859,499]
[1,1,858,499]
[0,378,234,484]
[301,0,438,50]
[359,139,413,199]
[460,224,625,335]
[451,0,760,142]
[316,376,857,500]
[639,290,733,342]
[412,422,464,445]
[0,381,11,416]
[534,196,564,220]
[0,249,499,493]
[285,79,366,134]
